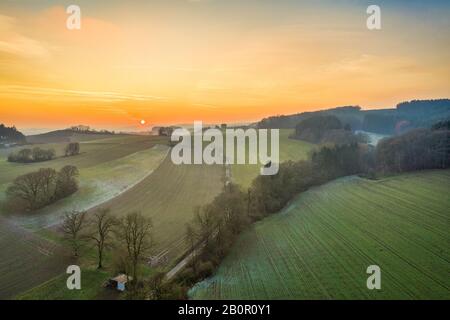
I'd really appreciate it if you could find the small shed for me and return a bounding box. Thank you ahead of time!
[109,274,132,292]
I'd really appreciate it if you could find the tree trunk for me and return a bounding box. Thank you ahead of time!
[98,247,103,269]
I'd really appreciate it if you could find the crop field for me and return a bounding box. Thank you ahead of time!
[190,170,450,299]
[0,218,69,299]
[93,156,225,264]
[0,131,223,298]
[231,129,314,188]
[0,134,170,298]
[0,135,170,226]
[0,134,169,183]
[9,144,170,229]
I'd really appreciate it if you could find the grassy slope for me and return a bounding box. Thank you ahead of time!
[190,170,450,299]
[231,129,314,189]
[93,156,224,264]
[0,135,168,183]
[16,269,110,300]
[0,135,169,299]
[0,135,169,224]
[10,144,170,229]
[12,138,225,299]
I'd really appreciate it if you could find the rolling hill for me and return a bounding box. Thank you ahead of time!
[230,129,314,188]
[190,170,450,299]
[91,156,225,264]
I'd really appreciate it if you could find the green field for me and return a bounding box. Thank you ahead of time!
[14,155,225,299]
[190,170,450,299]
[0,135,170,227]
[230,129,314,188]
[0,133,170,298]
[0,131,226,298]
[16,268,111,300]
[0,134,168,183]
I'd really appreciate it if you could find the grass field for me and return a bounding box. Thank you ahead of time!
[0,135,170,227]
[93,156,225,264]
[190,170,450,299]
[16,269,110,300]
[230,129,314,188]
[0,134,170,299]
[0,134,168,184]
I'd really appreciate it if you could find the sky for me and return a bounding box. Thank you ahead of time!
[0,0,449,133]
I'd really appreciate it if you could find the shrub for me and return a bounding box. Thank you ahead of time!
[65,142,80,156]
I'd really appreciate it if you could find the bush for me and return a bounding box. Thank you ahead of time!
[8,147,55,163]
[196,261,215,279]
[6,165,79,212]
[55,165,79,198]
[65,142,80,156]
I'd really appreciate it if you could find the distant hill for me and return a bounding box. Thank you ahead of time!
[0,124,26,145]
[258,99,450,135]
[26,129,117,144]
[258,106,363,130]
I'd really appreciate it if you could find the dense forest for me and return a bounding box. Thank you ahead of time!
[376,123,449,173]
[292,115,366,145]
[258,99,450,135]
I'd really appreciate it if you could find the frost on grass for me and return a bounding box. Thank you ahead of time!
[11,145,169,228]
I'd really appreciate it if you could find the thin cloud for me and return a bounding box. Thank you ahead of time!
[0,85,169,103]
[0,15,50,58]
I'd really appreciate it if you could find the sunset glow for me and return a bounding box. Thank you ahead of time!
[1,0,449,133]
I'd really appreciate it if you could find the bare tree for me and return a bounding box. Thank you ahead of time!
[6,168,57,210]
[117,212,153,284]
[193,206,215,247]
[61,210,87,258]
[65,142,80,156]
[55,165,79,198]
[88,208,117,269]
[185,223,198,273]
[148,271,166,300]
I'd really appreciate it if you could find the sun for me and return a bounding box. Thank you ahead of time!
[140,119,146,125]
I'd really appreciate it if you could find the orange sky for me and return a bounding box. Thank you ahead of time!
[0,1,449,133]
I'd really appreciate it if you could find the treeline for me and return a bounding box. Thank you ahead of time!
[175,143,367,292]
[6,165,79,211]
[376,124,449,173]
[7,142,80,163]
[292,115,367,145]
[60,208,184,299]
[258,106,362,129]
[258,99,450,135]
[70,125,116,135]
[176,121,450,295]
[0,124,25,144]
[8,147,55,163]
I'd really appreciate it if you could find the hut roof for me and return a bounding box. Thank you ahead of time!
[111,274,132,284]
